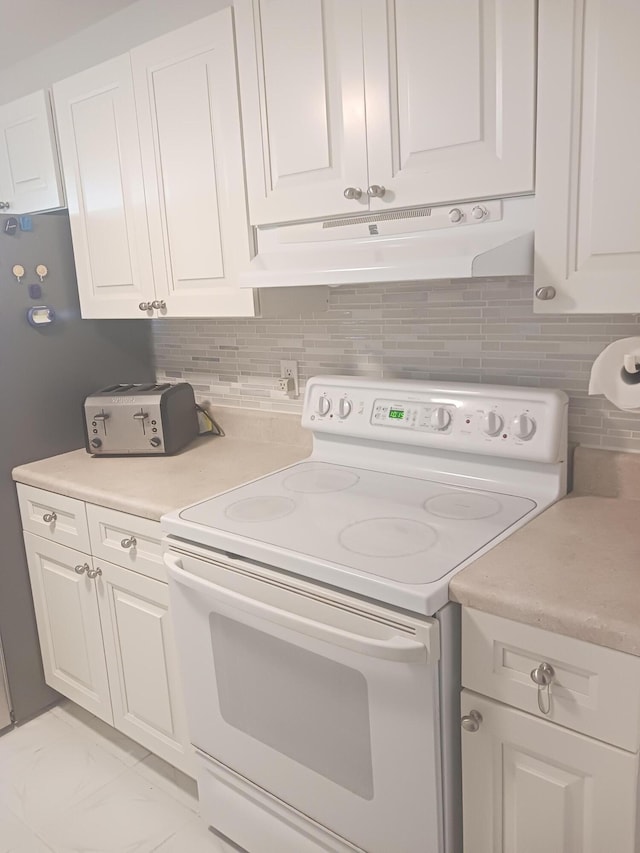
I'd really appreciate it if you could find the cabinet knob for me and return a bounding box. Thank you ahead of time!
[43,511,57,523]
[535,286,556,301]
[74,563,88,575]
[86,566,102,580]
[343,187,362,200]
[531,662,555,714]
[367,184,386,198]
[120,536,137,549]
[461,710,483,732]
[0,201,10,210]
[151,300,166,310]
[139,302,151,311]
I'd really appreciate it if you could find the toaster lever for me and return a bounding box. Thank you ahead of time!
[133,412,149,420]
[94,413,109,421]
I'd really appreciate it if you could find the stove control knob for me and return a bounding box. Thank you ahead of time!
[430,407,452,431]
[482,411,504,436]
[512,413,536,441]
[150,436,162,447]
[338,398,352,419]
[317,396,331,417]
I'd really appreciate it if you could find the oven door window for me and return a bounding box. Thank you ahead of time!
[212,613,373,798]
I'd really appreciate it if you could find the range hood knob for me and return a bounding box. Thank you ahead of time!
[472,205,488,220]
[449,207,464,223]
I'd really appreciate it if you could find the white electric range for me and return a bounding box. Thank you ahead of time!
[162,376,568,853]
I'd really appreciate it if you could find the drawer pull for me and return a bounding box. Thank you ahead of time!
[43,512,57,523]
[74,563,88,575]
[461,710,483,733]
[531,662,555,715]
[120,536,137,549]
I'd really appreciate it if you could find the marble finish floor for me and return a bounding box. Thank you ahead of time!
[0,700,242,852]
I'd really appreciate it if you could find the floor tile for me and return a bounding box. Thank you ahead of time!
[0,719,130,831]
[133,753,199,813]
[0,802,54,852]
[0,710,74,762]
[151,817,245,852]
[50,700,150,767]
[37,767,197,853]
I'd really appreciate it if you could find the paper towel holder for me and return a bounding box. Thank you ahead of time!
[621,354,640,385]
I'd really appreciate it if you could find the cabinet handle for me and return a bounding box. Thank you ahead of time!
[86,566,102,580]
[535,286,556,301]
[42,512,57,523]
[120,536,137,549]
[0,201,10,209]
[139,302,151,311]
[461,710,483,733]
[367,184,386,198]
[151,300,166,310]
[74,563,88,575]
[343,187,362,200]
[530,662,555,715]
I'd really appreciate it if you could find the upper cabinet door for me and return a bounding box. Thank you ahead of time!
[131,8,256,318]
[0,90,65,214]
[364,0,536,212]
[534,0,640,313]
[235,0,369,224]
[53,56,156,319]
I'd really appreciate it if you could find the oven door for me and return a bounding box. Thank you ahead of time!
[166,548,443,853]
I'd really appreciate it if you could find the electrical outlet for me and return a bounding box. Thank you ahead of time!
[279,360,299,398]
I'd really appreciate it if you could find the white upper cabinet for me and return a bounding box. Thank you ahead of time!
[235,0,536,225]
[0,90,65,214]
[131,9,256,318]
[364,0,536,212]
[53,10,258,320]
[53,56,157,319]
[534,0,640,313]
[235,0,369,224]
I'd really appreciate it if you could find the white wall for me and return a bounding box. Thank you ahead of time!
[0,0,230,104]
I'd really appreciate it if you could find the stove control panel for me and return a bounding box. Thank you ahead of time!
[302,377,568,464]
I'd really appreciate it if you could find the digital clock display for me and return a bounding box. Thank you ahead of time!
[389,408,405,419]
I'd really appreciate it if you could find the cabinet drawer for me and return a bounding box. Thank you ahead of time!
[17,484,90,552]
[86,504,164,582]
[462,608,640,752]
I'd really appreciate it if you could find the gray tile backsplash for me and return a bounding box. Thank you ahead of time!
[152,277,640,452]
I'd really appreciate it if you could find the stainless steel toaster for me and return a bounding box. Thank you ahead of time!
[83,383,199,456]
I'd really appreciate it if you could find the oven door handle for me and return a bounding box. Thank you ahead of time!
[166,554,428,664]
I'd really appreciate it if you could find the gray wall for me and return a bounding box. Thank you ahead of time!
[153,277,640,453]
[0,0,230,103]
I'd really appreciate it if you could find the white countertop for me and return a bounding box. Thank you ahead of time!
[12,407,312,521]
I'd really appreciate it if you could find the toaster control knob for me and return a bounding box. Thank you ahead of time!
[90,438,102,449]
[150,437,162,448]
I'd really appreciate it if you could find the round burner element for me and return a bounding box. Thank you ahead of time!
[225,496,296,522]
[339,517,438,558]
[425,493,501,520]
[283,467,360,494]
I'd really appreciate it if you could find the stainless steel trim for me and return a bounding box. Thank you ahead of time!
[0,639,12,730]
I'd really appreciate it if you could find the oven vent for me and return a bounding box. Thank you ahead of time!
[322,207,432,229]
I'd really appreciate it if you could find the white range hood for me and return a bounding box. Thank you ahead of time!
[241,196,534,287]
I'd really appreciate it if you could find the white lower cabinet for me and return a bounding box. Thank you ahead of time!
[98,558,191,773]
[461,691,639,853]
[461,608,640,852]
[20,492,194,777]
[24,533,112,723]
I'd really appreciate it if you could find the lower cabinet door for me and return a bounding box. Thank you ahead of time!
[96,559,193,776]
[23,533,112,723]
[461,690,639,853]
